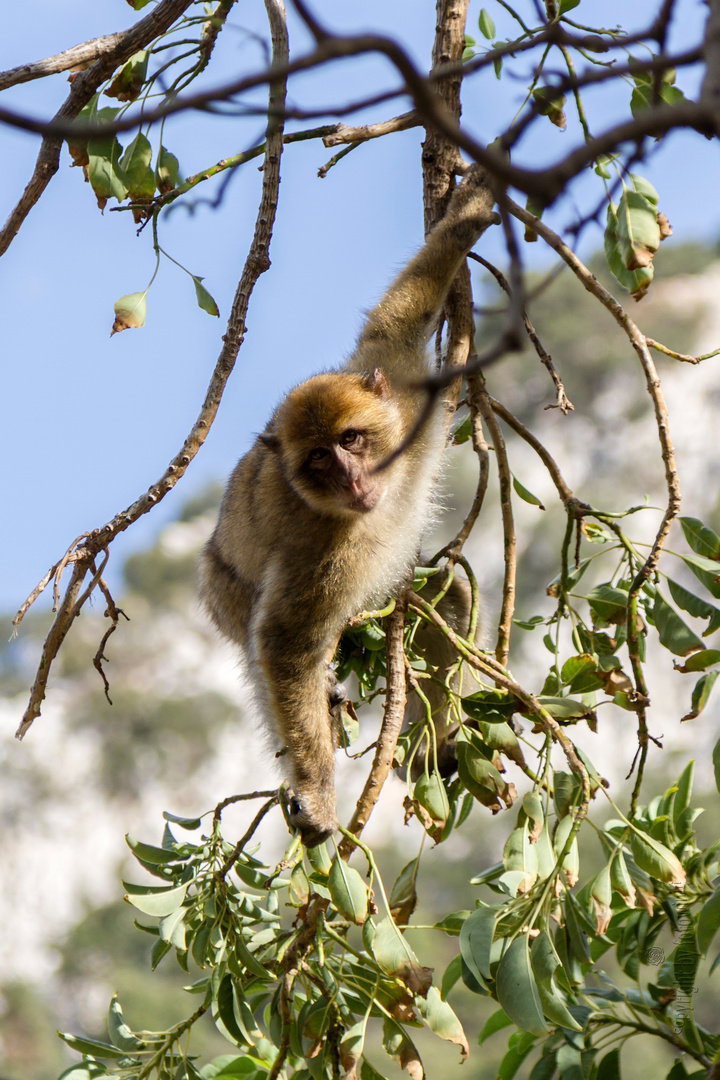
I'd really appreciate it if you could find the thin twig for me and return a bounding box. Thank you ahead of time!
[93,578,130,705]
[444,396,490,555]
[322,109,419,147]
[645,337,720,365]
[488,395,576,505]
[215,795,280,882]
[212,789,279,827]
[470,377,516,667]
[469,251,574,412]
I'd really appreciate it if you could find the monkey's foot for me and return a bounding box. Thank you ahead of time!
[327,667,348,709]
[285,786,338,849]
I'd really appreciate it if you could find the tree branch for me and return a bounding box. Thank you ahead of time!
[14,0,290,740]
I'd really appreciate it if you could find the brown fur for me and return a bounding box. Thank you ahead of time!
[199,166,497,846]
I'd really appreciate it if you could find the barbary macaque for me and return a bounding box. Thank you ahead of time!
[200,165,497,846]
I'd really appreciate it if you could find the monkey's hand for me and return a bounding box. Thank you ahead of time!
[285,786,338,849]
[443,163,501,249]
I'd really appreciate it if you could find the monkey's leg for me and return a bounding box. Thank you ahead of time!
[253,615,340,846]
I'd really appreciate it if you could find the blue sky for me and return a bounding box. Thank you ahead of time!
[0,0,717,619]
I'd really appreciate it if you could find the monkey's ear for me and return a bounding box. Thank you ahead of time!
[259,431,280,452]
[362,368,390,397]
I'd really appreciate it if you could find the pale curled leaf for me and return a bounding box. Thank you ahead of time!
[111,292,147,335]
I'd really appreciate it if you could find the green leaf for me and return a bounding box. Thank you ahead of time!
[478,1007,512,1043]
[160,907,186,949]
[536,696,590,719]
[678,553,720,599]
[372,916,424,985]
[512,475,545,509]
[119,131,155,201]
[459,906,496,984]
[126,0,153,9]
[414,771,450,833]
[328,856,368,925]
[126,834,183,864]
[584,585,628,622]
[452,414,472,445]
[697,885,720,956]
[415,987,469,1060]
[305,841,332,875]
[106,50,149,103]
[461,689,516,722]
[163,811,202,830]
[389,858,419,921]
[382,1018,423,1078]
[596,1047,621,1080]
[87,107,127,207]
[682,670,718,721]
[107,994,146,1051]
[495,936,548,1036]
[193,276,220,317]
[478,9,495,38]
[630,78,687,119]
[503,823,538,892]
[440,953,463,999]
[124,881,187,916]
[57,1065,109,1080]
[213,974,245,1047]
[155,144,181,193]
[57,1033,125,1059]
[629,829,686,886]
[498,1031,537,1080]
[667,579,720,635]
[680,516,720,559]
[558,0,580,12]
[653,592,704,656]
[604,203,654,299]
[232,980,263,1045]
[617,185,660,270]
[673,927,700,994]
[233,932,271,979]
[202,1055,265,1078]
[679,649,720,672]
[714,735,720,795]
[531,932,583,1030]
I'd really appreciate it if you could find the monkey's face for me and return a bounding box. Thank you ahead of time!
[266,371,402,517]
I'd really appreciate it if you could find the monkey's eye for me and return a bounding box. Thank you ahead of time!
[308,447,330,462]
[339,430,360,447]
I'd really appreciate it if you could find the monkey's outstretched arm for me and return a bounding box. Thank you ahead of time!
[352,166,497,371]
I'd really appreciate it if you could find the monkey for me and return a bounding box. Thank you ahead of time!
[200,165,497,847]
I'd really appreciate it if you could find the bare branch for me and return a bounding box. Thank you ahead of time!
[469,251,574,412]
[488,396,576,506]
[14,0,290,740]
[0,35,131,92]
[322,109,419,147]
